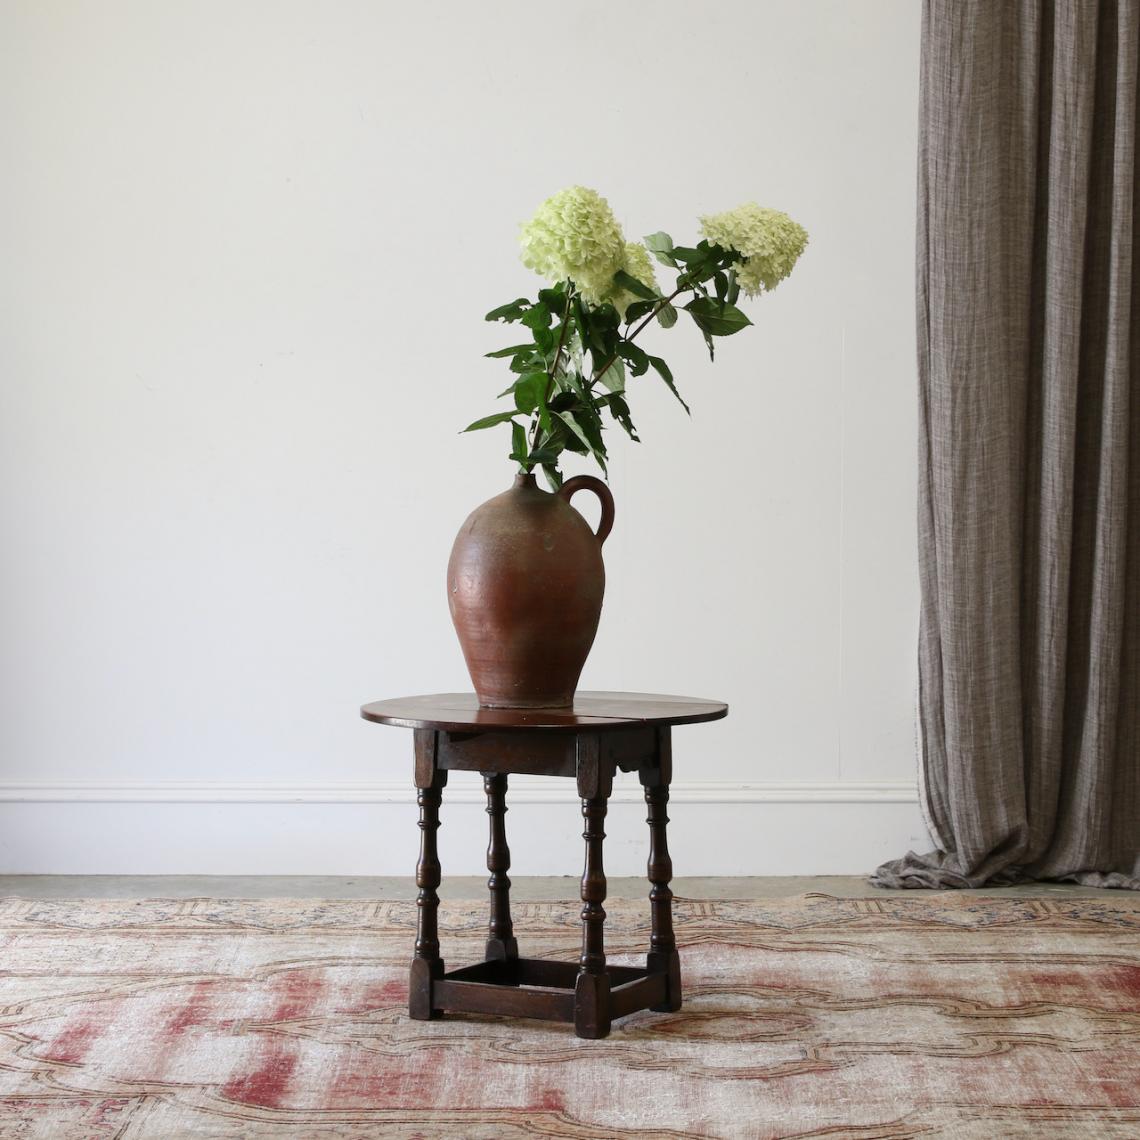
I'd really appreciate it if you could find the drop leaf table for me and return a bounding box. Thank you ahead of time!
[360,691,727,1039]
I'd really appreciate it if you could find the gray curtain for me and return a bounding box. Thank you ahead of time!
[874,1,1140,890]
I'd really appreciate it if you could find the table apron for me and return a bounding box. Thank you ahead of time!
[437,731,576,776]
[434,725,660,778]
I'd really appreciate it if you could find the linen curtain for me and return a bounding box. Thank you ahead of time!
[874,0,1140,890]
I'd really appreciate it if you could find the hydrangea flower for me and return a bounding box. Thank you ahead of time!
[699,204,808,297]
[605,241,660,319]
[519,186,625,304]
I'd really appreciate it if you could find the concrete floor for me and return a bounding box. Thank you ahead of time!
[0,875,1119,899]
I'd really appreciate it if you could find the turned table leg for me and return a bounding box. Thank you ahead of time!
[410,730,446,1020]
[642,726,681,1011]
[575,736,613,1039]
[483,772,518,961]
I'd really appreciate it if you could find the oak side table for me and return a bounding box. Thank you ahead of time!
[360,691,727,1039]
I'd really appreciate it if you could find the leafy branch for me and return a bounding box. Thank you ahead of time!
[466,234,754,489]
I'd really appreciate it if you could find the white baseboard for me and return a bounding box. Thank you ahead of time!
[0,778,917,804]
[0,779,929,877]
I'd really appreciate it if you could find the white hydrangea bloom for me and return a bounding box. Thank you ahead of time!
[699,204,808,297]
[519,186,626,304]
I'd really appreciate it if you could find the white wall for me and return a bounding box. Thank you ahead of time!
[0,1,926,876]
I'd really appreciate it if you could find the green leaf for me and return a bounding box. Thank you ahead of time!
[575,401,608,456]
[647,355,690,415]
[726,267,740,306]
[684,297,753,338]
[533,323,555,354]
[510,421,528,465]
[558,412,606,474]
[656,301,678,329]
[537,285,566,311]
[674,240,732,285]
[556,411,593,453]
[573,296,596,349]
[714,271,728,302]
[537,391,553,436]
[547,420,585,455]
[520,302,551,331]
[485,298,530,323]
[513,372,547,415]
[527,444,561,465]
[604,393,640,441]
[619,341,650,376]
[462,410,519,432]
[592,303,621,334]
[596,355,625,394]
[623,299,657,324]
[612,269,657,301]
[563,371,588,408]
[485,343,534,359]
[671,245,702,265]
[644,231,677,268]
[541,463,563,491]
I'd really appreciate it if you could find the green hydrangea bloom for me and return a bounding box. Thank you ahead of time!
[520,186,625,304]
[699,204,808,297]
[605,241,660,319]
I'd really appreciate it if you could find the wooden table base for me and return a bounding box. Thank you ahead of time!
[360,693,727,1040]
[429,957,672,1027]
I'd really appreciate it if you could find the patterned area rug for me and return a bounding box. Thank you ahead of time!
[0,894,1138,1138]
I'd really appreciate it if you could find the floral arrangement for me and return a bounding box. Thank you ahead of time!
[465,186,808,488]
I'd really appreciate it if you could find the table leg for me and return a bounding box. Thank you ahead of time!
[483,772,518,961]
[642,727,681,1011]
[410,729,446,1020]
[575,736,613,1038]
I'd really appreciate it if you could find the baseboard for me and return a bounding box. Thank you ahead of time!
[0,778,917,804]
[0,778,928,877]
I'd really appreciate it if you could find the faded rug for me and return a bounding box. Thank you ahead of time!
[0,894,1137,1138]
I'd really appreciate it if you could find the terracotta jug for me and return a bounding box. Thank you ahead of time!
[447,473,615,708]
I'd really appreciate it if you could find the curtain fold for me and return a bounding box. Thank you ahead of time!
[874,0,1139,890]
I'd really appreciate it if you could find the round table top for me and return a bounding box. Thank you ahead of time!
[360,691,728,733]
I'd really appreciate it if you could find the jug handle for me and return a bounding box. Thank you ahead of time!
[557,475,615,547]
